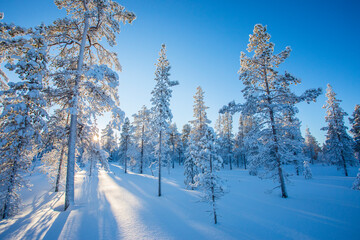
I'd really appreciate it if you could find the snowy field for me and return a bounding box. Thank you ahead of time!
[0,164,359,240]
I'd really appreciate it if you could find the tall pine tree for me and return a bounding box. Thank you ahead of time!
[349,104,360,161]
[185,87,210,188]
[150,44,178,196]
[222,24,321,198]
[322,84,356,176]
[47,0,135,210]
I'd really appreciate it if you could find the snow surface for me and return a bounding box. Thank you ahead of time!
[0,164,359,240]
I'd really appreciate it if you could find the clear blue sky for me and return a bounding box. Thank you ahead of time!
[2,0,360,144]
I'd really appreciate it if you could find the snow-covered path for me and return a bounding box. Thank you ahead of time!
[0,164,359,239]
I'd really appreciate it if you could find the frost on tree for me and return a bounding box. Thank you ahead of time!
[119,117,134,174]
[86,124,110,176]
[132,106,152,174]
[0,22,29,91]
[304,127,321,164]
[303,161,312,179]
[218,112,234,170]
[352,168,360,190]
[101,122,117,160]
[180,124,191,165]
[0,25,48,219]
[349,104,360,160]
[322,84,356,176]
[47,0,135,210]
[222,24,321,198]
[193,127,225,224]
[41,109,70,192]
[185,87,210,188]
[150,44,178,197]
[234,113,254,169]
[169,123,181,169]
[283,108,307,176]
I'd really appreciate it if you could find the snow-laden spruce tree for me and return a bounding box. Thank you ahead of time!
[0,25,48,219]
[283,110,306,176]
[185,87,210,188]
[85,123,110,176]
[150,44,178,196]
[46,0,135,210]
[41,109,70,192]
[304,127,321,164]
[222,24,321,198]
[169,123,181,169]
[180,124,191,165]
[322,84,356,176]
[234,113,254,169]
[119,117,134,174]
[194,126,225,224]
[0,22,29,91]
[349,105,360,160]
[353,169,360,190]
[303,161,312,179]
[101,122,117,156]
[132,105,152,174]
[220,112,234,170]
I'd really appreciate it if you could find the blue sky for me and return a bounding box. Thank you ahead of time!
[2,0,360,144]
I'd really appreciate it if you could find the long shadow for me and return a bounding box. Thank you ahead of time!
[43,171,120,239]
[42,207,71,240]
[105,164,219,239]
[0,189,63,239]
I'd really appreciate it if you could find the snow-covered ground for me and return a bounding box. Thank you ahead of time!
[0,164,359,240]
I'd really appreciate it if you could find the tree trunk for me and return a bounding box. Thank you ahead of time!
[229,155,232,170]
[124,137,128,174]
[64,6,90,211]
[264,64,288,198]
[209,148,217,224]
[243,154,247,170]
[341,150,348,176]
[55,146,66,192]
[140,125,144,174]
[158,130,162,197]
[2,163,16,219]
[172,142,175,169]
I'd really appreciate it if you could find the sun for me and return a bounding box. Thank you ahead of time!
[93,135,99,142]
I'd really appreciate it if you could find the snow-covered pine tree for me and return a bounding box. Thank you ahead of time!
[322,84,356,176]
[150,44,178,196]
[194,126,225,224]
[214,114,225,167]
[0,22,29,91]
[225,24,321,198]
[169,123,181,168]
[184,135,199,189]
[0,25,48,219]
[221,111,234,170]
[180,124,191,165]
[303,161,312,179]
[85,123,109,176]
[41,109,70,192]
[283,109,306,176]
[353,169,360,190]
[234,114,254,169]
[304,127,321,164]
[119,117,133,174]
[100,122,117,156]
[47,0,135,210]
[132,105,152,174]
[184,87,211,188]
[349,105,360,160]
